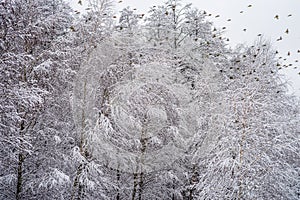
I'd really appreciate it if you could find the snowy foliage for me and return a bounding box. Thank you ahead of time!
[0,0,299,199]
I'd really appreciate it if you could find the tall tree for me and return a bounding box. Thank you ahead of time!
[195,39,300,199]
[0,0,75,199]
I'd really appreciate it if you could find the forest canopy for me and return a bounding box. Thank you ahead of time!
[0,0,299,199]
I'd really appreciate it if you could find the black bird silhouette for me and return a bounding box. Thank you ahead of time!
[243,28,247,32]
[274,15,279,19]
[277,36,282,41]
[287,51,291,56]
[240,11,244,13]
[288,14,292,17]
[285,29,289,34]
[70,26,75,31]
[248,5,252,7]
[215,15,220,18]
[257,34,262,37]
[227,19,231,21]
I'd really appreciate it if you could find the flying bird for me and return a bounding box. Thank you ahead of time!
[227,19,232,21]
[288,14,292,17]
[257,34,262,36]
[70,26,75,31]
[274,15,279,19]
[215,15,220,18]
[277,36,282,41]
[243,28,247,32]
[240,11,244,13]
[248,5,252,7]
[287,51,291,56]
[78,0,82,5]
[118,0,122,3]
[298,50,300,53]
[285,29,289,34]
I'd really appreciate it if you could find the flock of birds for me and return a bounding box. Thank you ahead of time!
[116,2,299,74]
[205,4,299,74]
[76,1,300,75]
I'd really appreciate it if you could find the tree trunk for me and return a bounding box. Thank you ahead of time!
[116,167,120,200]
[138,171,143,200]
[132,173,137,200]
[16,153,24,200]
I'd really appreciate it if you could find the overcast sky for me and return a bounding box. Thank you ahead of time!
[69,0,300,97]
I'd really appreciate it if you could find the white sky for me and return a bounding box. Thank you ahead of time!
[69,0,300,97]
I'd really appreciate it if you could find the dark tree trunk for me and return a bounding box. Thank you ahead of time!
[16,153,24,200]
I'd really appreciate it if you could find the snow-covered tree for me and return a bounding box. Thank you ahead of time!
[1,1,299,199]
[195,39,300,199]
[0,0,75,199]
